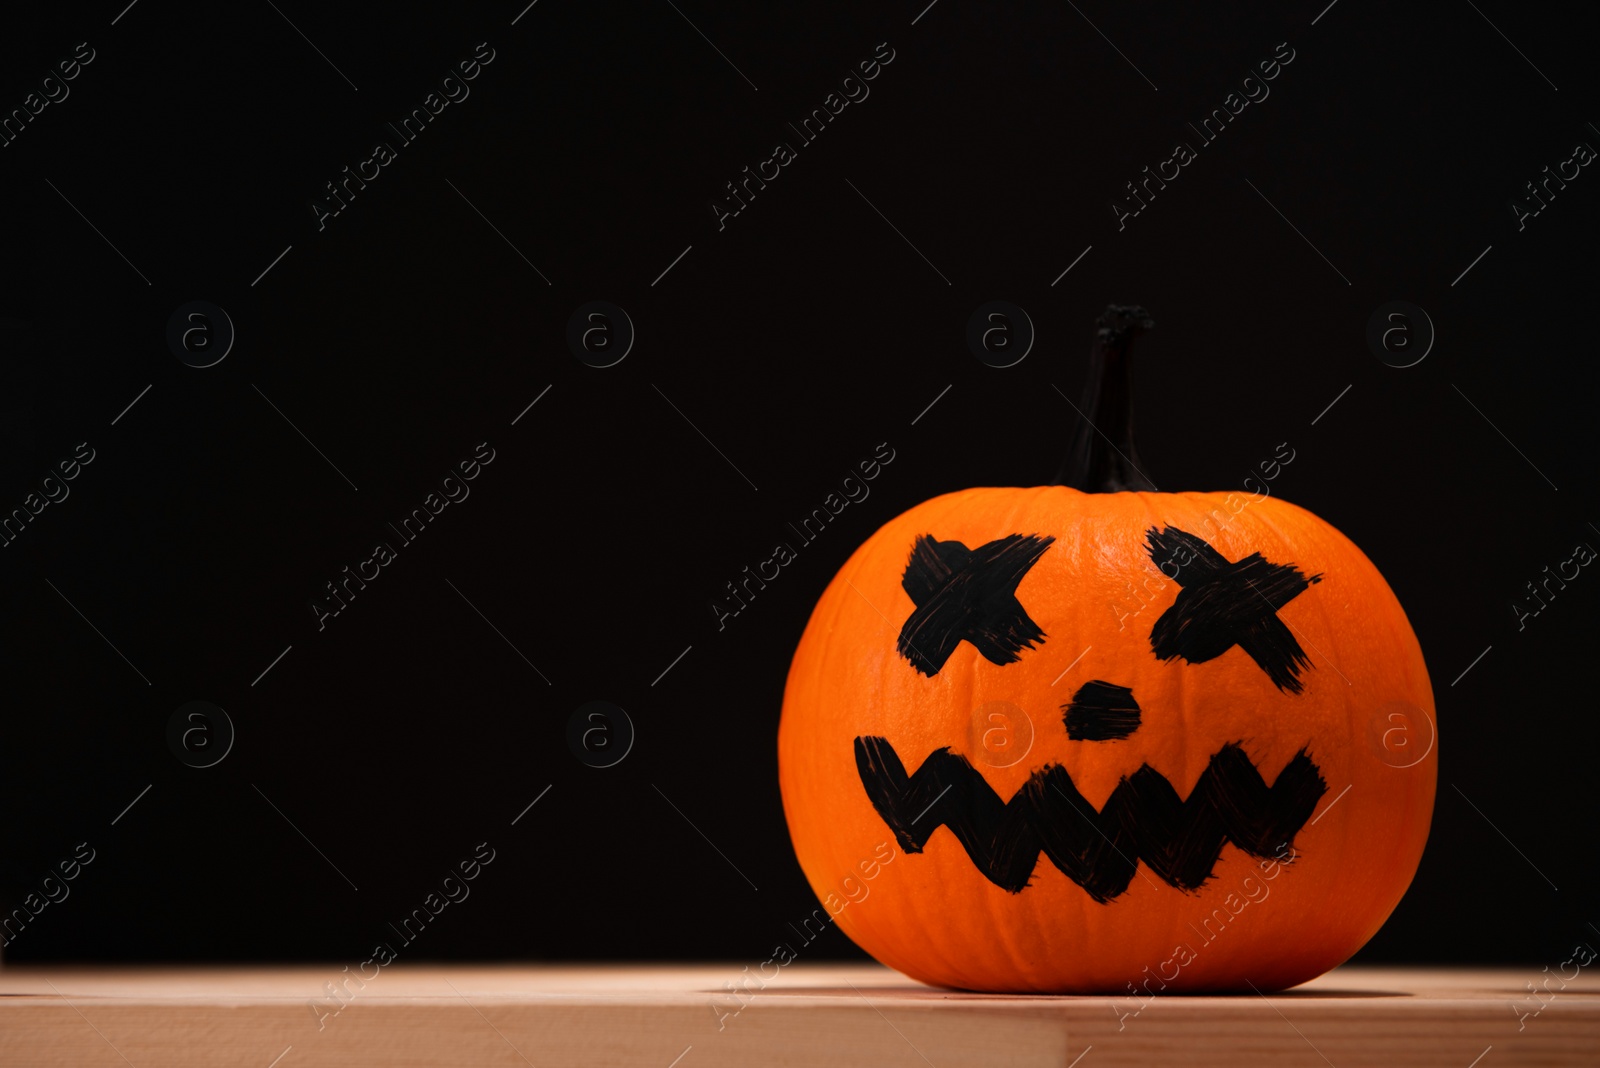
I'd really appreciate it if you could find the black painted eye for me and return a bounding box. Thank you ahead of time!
[897,533,1053,676]
[1063,681,1141,740]
[1145,526,1323,693]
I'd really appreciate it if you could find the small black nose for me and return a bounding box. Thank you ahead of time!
[1063,681,1142,741]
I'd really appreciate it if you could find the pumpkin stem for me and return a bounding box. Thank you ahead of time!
[1056,304,1158,493]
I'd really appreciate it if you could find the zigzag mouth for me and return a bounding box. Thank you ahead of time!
[854,736,1327,903]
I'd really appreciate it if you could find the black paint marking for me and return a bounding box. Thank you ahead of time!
[1064,680,1142,740]
[897,534,1054,676]
[1145,526,1323,694]
[855,735,1326,902]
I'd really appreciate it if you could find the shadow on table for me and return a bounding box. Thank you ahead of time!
[722,985,1414,1000]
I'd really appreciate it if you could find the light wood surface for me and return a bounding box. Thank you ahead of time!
[1,963,1595,1066]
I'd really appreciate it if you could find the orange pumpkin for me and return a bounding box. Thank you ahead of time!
[777,306,1436,993]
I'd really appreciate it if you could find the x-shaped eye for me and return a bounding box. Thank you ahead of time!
[1145,526,1323,693]
[897,534,1053,676]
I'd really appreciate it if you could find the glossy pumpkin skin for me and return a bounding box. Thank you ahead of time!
[777,486,1436,994]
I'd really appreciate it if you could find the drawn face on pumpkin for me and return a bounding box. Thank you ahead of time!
[777,487,1436,994]
[855,525,1330,903]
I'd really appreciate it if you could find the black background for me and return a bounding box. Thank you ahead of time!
[0,0,1595,966]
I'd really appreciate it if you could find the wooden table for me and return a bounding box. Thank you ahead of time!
[1,963,1594,1066]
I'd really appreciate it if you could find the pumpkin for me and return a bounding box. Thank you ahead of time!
[777,306,1436,994]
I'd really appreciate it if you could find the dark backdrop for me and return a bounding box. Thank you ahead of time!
[0,0,1594,965]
